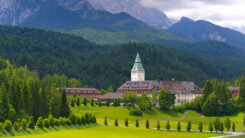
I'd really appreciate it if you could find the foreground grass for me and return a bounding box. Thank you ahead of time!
[1,126,225,138]
[71,105,245,132]
[0,124,97,137]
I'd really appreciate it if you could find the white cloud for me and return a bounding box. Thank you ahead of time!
[140,0,245,33]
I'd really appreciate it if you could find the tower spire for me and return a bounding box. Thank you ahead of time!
[131,53,145,81]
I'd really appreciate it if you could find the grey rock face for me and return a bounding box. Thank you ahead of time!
[87,0,173,28]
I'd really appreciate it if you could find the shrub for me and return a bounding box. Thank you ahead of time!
[125,118,128,127]
[209,122,213,133]
[76,97,80,107]
[49,115,54,127]
[28,116,35,129]
[21,118,27,130]
[198,122,203,132]
[54,118,60,126]
[129,108,143,116]
[58,117,65,126]
[170,105,186,113]
[157,121,160,130]
[85,113,90,124]
[69,114,77,125]
[98,100,102,107]
[106,99,110,107]
[43,119,50,128]
[92,115,96,123]
[114,119,118,127]
[166,121,170,131]
[36,117,43,129]
[4,120,12,132]
[13,122,19,130]
[0,122,3,131]
[66,119,71,126]
[232,122,236,132]
[104,116,107,126]
[187,121,192,132]
[146,120,149,129]
[177,122,181,132]
[81,116,86,125]
[91,99,94,106]
[136,119,139,128]
[77,116,81,125]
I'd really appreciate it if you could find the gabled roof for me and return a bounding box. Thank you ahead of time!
[99,92,123,100]
[117,80,161,91]
[132,53,144,71]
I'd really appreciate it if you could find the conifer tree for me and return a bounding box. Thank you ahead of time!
[71,99,75,107]
[177,122,181,132]
[244,115,245,127]
[157,121,160,130]
[104,116,107,126]
[198,122,203,132]
[136,119,139,128]
[83,97,87,106]
[21,118,27,130]
[28,116,35,129]
[98,100,102,107]
[49,115,55,127]
[81,116,86,125]
[187,121,191,132]
[115,119,118,127]
[214,118,220,133]
[106,99,110,107]
[1,84,9,121]
[60,88,70,117]
[40,88,48,118]
[76,97,80,107]
[166,121,170,131]
[239,77,245,111]
[146,120,149,129]
[225,118,231,131]
[219,122,224,133]
[125,118,128,127]
[232,122,236,132]
[209,122,213,133]
[37,117,43,129]
[91,98,94,106]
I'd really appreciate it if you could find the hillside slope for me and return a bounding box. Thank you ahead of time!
[1,26,242,88]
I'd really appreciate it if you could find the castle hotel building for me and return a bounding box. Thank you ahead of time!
[117,53,202,105]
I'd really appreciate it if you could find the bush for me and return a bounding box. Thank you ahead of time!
[170,105,186,113]
[36,117,43,129]
[28,116,35,129]
[125,118,128,127]
[13,122,19,130]
[59,117,65,126]
[136,119,139,128]
[104,116,107,126]
[4,120,12,132]
[43,119,50,128]
[129,108,143,116]
[146,120,149,129]
[187,121,192,132]
[49,115,54,127]
[21,118,27,130]
[81,116,86,125]
[114,119,118,127]
[69,114,77,125]
[54,118,60,126]
[66,119,71,126]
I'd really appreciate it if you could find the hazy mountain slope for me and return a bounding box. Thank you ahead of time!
[1,25,243,88]
[168,17,245,50]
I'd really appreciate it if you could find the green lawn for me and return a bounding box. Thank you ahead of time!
[1,126,225,138]
[71,105,245,132]
[226,136,245,138]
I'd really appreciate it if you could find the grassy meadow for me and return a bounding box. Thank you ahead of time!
[1,126,224,138]
[71,105,245,132]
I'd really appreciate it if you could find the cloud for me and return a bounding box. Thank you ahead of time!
[140,0,245,33]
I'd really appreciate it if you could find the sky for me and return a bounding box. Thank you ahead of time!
[140,0,245,34]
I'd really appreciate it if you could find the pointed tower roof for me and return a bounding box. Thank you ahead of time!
[132,53,144,71]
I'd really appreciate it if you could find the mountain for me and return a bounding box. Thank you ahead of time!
[168,17,245,50]
[0,0,186,45]
[86,0,173,29]
[1,25,244,88]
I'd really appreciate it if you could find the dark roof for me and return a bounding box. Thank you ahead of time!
[64,88,99,91]
[117,80,161,91]
[99,92,123,100]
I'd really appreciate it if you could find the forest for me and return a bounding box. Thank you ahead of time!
[1,25,245,89]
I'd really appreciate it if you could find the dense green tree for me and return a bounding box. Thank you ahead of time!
[114,119,118,127]
[232,122,236,132]
[136,119,139,128]
[28,116,35,129]
[239,78,245,111]
[81,116,86,125]
[76,97,80,107]
[209,122,213,133]
[219,122,224,133]
[0,84,9,121]
[159,89,175,110]
[198,122,203,132]
[187,121,192,132]
[166,121,170,131]
[4,120,12,132]
[98,100,102,107]
[225,118,231,131]
[71,99,75,107]
[203,80,214,101]
[125,118,128,127]
[37,117,43,129]
[146,120,149,129]
[177,122,181,132]
[49,115,55,127]
[104,116,107,126]
[21,118,27,130]
[60,88,70,117]
[138,92,152,111]
[214,119,221,133]
[152,89,158,107]
[106,99,110,107]
[156,121,160,130]
[91,99,94,106]
[43,119,50,128]
[202,93,221,116]
[83,97,87,106]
